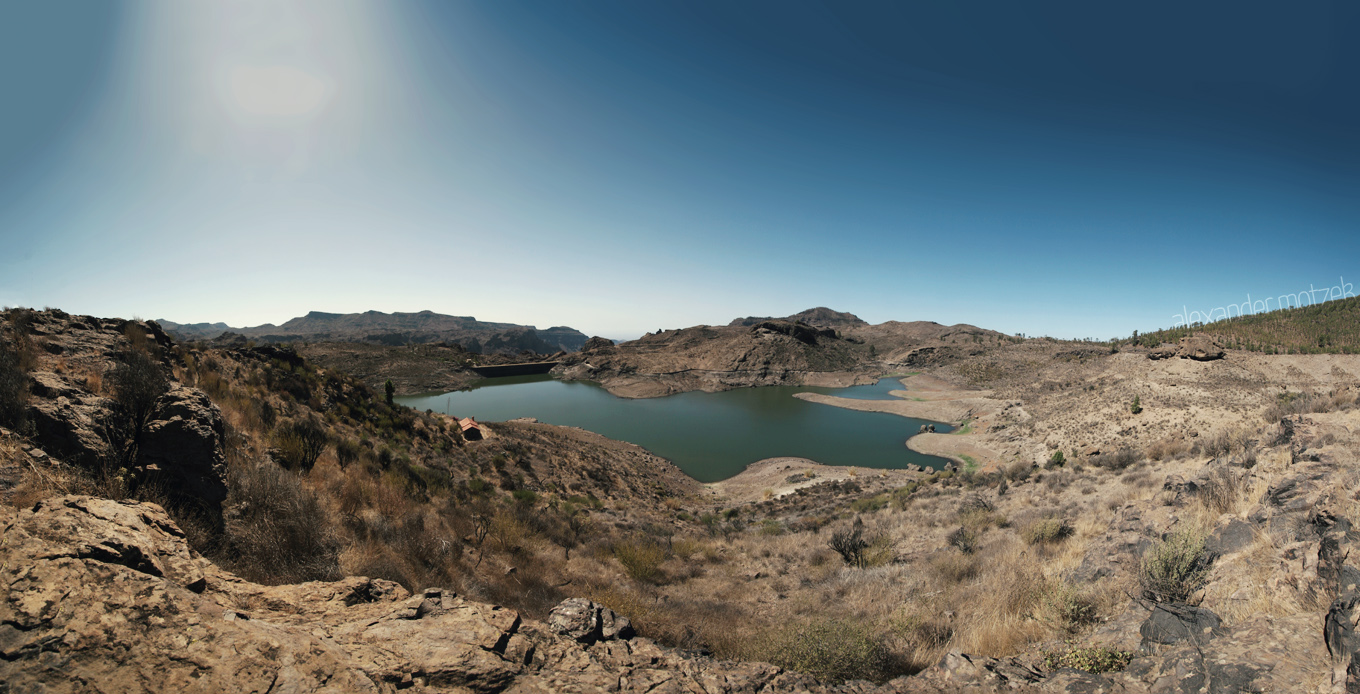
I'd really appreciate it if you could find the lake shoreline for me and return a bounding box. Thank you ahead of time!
[397,375,955,482]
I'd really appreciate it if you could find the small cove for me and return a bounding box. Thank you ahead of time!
[397,376,953,482]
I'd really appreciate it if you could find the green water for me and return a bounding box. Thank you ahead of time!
[397,377,952,483]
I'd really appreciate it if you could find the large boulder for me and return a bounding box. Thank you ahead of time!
[547,597,635,644]
[136,386,228,507]
[1178,336,1225,361]
[581,336,616,352]
[1148,343,1179,360]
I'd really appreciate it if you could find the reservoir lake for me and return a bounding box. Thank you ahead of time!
[397,376,952,483]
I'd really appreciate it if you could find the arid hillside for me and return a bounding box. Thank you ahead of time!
[1133,295,1360,356]
[7,307,1360,692]
[555,309,1010,398]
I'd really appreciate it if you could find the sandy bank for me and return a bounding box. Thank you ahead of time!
[795,374,1011,468]
[706,457,925,505]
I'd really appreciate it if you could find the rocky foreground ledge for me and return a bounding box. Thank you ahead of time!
[4,492,1359,693]
[0,495,995,693]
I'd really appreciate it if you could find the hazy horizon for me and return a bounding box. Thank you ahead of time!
[3,1,1357,340]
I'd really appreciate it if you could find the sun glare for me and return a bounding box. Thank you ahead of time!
[225,65,334,122]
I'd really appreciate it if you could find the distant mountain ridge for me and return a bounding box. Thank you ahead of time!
[157,310,589,355]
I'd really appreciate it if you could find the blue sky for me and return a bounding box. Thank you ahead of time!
[1,1,1357,340]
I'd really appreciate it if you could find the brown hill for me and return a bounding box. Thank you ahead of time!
[160,309,589,355]
[729,306,869,329]
[561,309,1013,397]
[556,319,878,397]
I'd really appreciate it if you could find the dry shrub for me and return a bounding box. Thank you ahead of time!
[473,553,565,620]
[956,561,1048,656]
[1003,460,1033,482]
[1262,390,1356,422]
[1146,437,1190,461]
[272,417,329,472]
[761,619,897,684]
[1041,583,1098,633]
[1091,448,1142,471]
[221,460,341,584]
[670,537,711,561]
[958,494,994,514]
[341,540,411,587]
[491,510,534,554]
[933,551,980,583]
[1021,518,1073,546]
[587,584,749,656]
[959,508,1006,531]
[1197,466,1243,516]
[829,519,884,568]
[615,538,668,584]
[890,614,954,671]
[82,365,104,396]
[1201,429,1248,458]
[1140,527,1210,603]
[947,526,978,554]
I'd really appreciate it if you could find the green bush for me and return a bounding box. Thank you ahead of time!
[891,483,918,509]
[1140,527,1210,603]
[1046,450,1065,468]
[1130,396,1143,414]
[764,619,894,683]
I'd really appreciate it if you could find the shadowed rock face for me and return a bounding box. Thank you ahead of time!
[0,496,824,693]
[135,386,228,506]
[1147,336,1225,361]
[13,311,230,514]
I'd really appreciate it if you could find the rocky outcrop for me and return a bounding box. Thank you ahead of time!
[581,336,616,352]
[1148,343,1180,360]
[0,496,833,693]
[547,597,635,644]
[136,386,229,506]
[1147,337,1225,361]
[752,320,837,345]
[26,371,114,466]
[9,311,230,512]
[1179,336,1225,361]
[10,492,1352,693]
